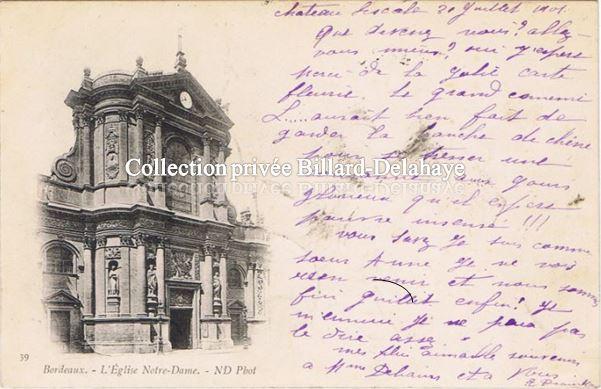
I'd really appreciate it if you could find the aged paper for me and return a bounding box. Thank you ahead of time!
[0,1,599,387]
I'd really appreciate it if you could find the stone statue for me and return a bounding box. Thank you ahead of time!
[147,264,158,297]
[107,262,119,296]
[212,272,222,301]
[240,209,254,226]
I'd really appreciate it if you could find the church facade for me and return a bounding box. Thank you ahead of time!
[38,52,268,353]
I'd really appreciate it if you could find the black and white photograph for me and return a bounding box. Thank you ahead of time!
[39,47,269,353]
[0,1,599,388]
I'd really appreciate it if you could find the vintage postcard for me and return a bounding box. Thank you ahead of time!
[0,1,598,387]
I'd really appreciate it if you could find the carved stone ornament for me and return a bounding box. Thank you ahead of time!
[118,110,131,122]
[166,250,193,279]
[135,107,145,120]
[157,237,168,248]
[72,112,93,129]
[132,233,150,247]
[104,125,119,180]
[202,244,215,257]
[52,157,77,183]
[83,235,95,250]
[212,272,222,315]
[143,130,156,164]
[256,270,265,316]
[105,247,121,260]
[220,246,228,259]
[92,114,105,127]
[169,289,194,307]
[120,235,136,247]
[194,253,201,280]
[96,237,107,248]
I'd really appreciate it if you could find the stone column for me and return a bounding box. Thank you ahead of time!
[191,148,201,216]
[93,115,105,186]
[199,134,212,202]
[82,236,94,317]
[216,142,226,204]
[94,238,107,316]
[192,290,201,348]
[247,262,256,318]
[201,244,213,318]
[128,108,143,185]
[219,248,228,316]
[135,108,144,161]
[132,234,146,316]
[118,112,129,183]
[156,238,166,314]
[244,263,253,319]
[154,116,165,207]
[78,113,93,186]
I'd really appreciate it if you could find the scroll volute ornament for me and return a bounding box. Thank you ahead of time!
[50,111,86,183]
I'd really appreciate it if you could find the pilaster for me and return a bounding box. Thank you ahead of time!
[197,133,214,219]
[82,235,95,317]
[201,244,213,318]
[154,115,166,207]
[94,237,107,316]
[129,234,146,316]
[156,238,166,315]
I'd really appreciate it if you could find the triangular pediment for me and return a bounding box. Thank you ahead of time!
[44,289,81,306]
[136,71,234,129]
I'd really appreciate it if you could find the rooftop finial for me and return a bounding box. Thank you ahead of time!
[133,56,147,79]
[175,30,187,72]
[81,67,92,89]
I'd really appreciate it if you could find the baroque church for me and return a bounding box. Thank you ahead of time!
[38,49,269,353]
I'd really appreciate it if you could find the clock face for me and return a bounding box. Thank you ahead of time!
[179,91,193,109]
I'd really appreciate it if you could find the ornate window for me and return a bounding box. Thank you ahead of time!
[45,245,74,274]
[227,267,243,288]
[165,139,192,213]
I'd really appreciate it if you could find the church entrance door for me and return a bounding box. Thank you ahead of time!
[169,309,192,349]
[50,310,70,351]
[230,312,244,345]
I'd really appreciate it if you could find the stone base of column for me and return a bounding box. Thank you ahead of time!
[147,296,158,316]
[106,296,120,315]
[155,320,172,353]
[199,317,233,349]
[83,317,170,354]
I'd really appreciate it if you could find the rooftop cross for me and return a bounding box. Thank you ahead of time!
[175,31,187,71]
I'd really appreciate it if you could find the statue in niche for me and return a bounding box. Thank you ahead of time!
[107,261,120,296]
[147,263,158,297]
[213,272,222,301]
